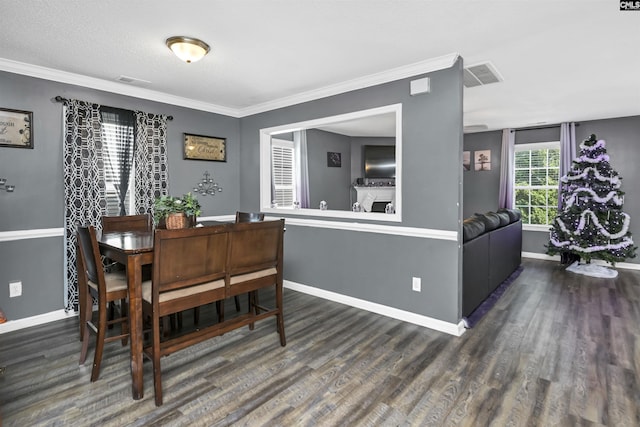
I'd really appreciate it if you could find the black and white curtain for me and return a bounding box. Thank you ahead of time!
[62,100,168,311]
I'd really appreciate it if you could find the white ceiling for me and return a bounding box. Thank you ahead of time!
[1,1,638,132]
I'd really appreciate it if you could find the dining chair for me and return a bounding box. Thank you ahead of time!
[101,214,152,233]
[100,214,153,331]
[143,226,229,406]
[77,225,129,382]
[231,211,265,313]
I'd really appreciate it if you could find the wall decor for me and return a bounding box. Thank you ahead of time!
[474,149,491,171]
[184,133,226,161]
[327,151,342,167]
[0,108,33,149]
[463,151,471,171]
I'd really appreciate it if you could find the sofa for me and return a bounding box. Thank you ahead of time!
[462,209,522,317]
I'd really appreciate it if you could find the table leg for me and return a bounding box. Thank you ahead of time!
[127,255,144,400]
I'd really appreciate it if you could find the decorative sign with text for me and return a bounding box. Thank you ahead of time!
[184,133,226,162]
[0,108,33,149]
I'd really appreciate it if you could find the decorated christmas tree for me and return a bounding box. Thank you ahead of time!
[547,134,636,276]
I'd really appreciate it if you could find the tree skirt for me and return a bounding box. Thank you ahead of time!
[463,266,524,329]
[565,261,618,278]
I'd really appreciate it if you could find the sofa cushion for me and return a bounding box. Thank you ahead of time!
[463,217,486,242]
[498,208,522,223]
[496,211,510,226]
[473,212,501,231]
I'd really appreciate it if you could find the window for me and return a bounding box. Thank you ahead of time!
[101,108,136,216]
[514,141,560,226]
[270,138,296,208]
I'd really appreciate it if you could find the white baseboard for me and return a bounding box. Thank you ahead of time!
[284,280,465,337]
[0,309,77,334]
[522,251,640,270]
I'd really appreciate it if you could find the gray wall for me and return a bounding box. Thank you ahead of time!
[463,130,502,218]
[463,115,640,263]
[239,59,465,323]
[0,71,241,321]
[306,129,352,210]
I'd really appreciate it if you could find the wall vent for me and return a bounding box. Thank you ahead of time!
[116,75,151,85]
[463,62,502,88]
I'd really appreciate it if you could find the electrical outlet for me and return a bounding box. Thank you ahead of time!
[412,277,421,292]
[9,281,22,298]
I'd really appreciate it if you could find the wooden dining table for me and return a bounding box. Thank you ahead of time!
[97,230,154,400]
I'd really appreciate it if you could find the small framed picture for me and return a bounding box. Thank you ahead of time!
[0,108,33,149]
[327,151,341,167]
[474,149,491,171]
[184,133,226,161]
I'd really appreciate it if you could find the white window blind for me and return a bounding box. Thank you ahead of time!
[271,139,296,208]
[102,121,135,216]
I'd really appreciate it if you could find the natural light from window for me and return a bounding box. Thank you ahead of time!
[514,141,560,226]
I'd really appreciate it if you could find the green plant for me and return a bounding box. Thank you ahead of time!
[153,193,202,224]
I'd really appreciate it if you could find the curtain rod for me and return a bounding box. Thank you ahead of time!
[54,96,173,121]
[510,123,579,132]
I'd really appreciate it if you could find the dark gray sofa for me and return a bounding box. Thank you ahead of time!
[462,209,522,317]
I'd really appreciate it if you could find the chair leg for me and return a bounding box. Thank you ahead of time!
[79,289,92,365]
[90,303,108,382]
[108,302,115,329]
[216,300,224,323]
[120,299,129,346]
[248,292,255,331]
[276,285,286,347]
[234,295,241,312]
[152,315,163,406]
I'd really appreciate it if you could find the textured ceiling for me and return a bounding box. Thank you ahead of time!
[1,1,638,131]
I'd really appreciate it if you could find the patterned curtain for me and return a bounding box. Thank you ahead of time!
[63,100,106,311]
[133,111,169,214]
[63,104,169,311]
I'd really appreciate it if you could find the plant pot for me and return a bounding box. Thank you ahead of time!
[165,213,189,230]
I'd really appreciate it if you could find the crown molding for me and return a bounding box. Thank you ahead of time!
[0,52,459,119]
[0,58,241,117]
[237,53,460,117]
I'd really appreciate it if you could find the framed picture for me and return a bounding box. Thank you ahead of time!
[463,151,471,171]
[184,133,226,161]
[474,149,491,171]
[0,108,33,149]
[327,151,342,167]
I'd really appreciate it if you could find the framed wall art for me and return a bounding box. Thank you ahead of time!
[0,108,33,149]
[327,151,342,167]
[184,133,226,161]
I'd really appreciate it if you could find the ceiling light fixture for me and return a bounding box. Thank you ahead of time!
[166,36,210,63]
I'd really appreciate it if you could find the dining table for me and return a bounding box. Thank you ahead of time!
[97,229,154,400]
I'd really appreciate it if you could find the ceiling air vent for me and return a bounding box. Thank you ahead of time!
[116,75,151,85]
[463,62,502,88]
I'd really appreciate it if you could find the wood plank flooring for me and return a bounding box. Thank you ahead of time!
[1,258,639,426]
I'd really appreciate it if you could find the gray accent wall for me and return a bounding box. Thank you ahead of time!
[0,70,240,321]
[463,115,640,264]
[463,130,502,218]
[239,59,465,323]
[1,60,466,325]
[306,129,352,210]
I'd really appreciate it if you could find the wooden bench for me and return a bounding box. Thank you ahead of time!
[142,219,286,406]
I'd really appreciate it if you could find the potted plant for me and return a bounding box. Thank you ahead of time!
[153,193,201,229]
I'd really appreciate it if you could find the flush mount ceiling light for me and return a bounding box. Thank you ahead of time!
[166,36,210,63]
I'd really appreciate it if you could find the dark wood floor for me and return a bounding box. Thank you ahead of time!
[1,258,639,426]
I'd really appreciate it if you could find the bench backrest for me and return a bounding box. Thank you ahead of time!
[152,225,229,298]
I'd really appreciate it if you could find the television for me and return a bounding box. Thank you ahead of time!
[364,145,395,178]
